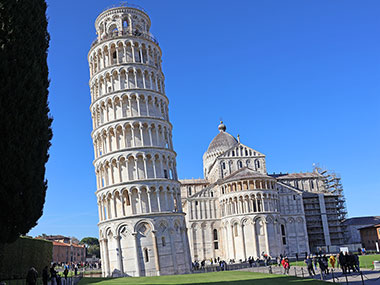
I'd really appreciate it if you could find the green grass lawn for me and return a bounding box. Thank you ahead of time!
[79,271,326,285]
[359,254,380,269]
[290,254,380,269]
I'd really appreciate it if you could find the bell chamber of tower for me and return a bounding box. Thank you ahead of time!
[88,4,191,277]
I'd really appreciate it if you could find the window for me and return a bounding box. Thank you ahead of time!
[195,201,198,206]
[281,224,286,236]
[164,169,168,178]
[222,162,226,169]
[162,236,166,246]
[210,191,213,197]
[144,248,149,262]
[213,229,218,240]
[245,149,248,156]
[281,224,286,245]
[311,180,314,189]
[238,161,243,168]
[214,242,219,249]
[232,151,235,157]
[293,195,296,200]
[188,187,192,196]
[113,51,117,59]
[255,159,260,169]
[123,19,128,29]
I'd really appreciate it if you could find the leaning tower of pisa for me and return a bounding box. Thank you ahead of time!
[88,4,191,277]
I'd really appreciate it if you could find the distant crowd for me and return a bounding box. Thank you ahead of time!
[192,250,364,276]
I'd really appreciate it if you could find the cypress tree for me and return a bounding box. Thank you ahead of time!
[0,0,52,243]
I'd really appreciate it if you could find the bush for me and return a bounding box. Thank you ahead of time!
[0,237,52,280]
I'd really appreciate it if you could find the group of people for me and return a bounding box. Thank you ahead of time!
[304,251,360,276]
[26,262,83,285]
[338,251,360,273]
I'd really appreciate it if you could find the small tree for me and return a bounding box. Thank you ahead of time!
[80,237,100,258]
[0,0,52,243]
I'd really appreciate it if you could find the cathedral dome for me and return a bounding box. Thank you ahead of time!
[203,122,238,176]
[206,125,238,154]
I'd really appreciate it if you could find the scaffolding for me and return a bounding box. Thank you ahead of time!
[313,164,348,244]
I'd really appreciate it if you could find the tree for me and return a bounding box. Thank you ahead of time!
[80,237,99,246]
[80,237,100,258]
[0,0,52,243]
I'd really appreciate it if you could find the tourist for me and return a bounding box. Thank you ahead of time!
[50,264,57,285]
[318,256,326,275]
[277,256,281,267]
[26,267,38,285]
[281,257,290,275]
[63,267,69,281]
[322,255,329,274]
[313,256,318,271]
[329,255,336,269]
[304,256,315,276]
[353,253,360,272]
[42,266,49,285]
[339,252,347,274]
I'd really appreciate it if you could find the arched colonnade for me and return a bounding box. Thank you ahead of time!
[92,122,173,158]
[95,152,178,188]
[90,67,165,102]
[91,93,169,129]
[89,40,161,76]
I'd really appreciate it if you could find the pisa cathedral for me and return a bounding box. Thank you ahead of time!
[88,4,346,277]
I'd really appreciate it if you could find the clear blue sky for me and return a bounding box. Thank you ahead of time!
[29,0,380,239]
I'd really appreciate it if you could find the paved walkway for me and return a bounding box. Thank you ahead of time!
[240,265,380,284]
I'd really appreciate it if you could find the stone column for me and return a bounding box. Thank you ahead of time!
[151,231,161,276]
[98,202,102,221]
[103,239,111,276]
[115,235,124,276]
[240,224,247,260]
[132,233,141,277]
[264,221,270,256]
[252,221,259,258]
[156,189,161,212]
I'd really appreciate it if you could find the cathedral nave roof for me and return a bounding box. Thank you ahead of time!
[222,167,273,183]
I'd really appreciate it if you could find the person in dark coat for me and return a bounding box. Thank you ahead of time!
[304,256,315,276]
[338,252,346,274]
[322,255,329,274]
[353,253,360,272]
[42,266,49,285]
[26,267,38,285]
[63,267,69,280]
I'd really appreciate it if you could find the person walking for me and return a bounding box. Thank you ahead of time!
[322,255,329,274]
[281,257,290,275]
[353,253,360,272]
[313,256,318,271]
[50,264,58,285]
[329,255,336,269]
[42,266,49,285]
[26,267,38,285]
[63,267,69,281]
[304,256,315,276]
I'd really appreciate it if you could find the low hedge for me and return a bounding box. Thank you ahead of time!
[0,236,52,281]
